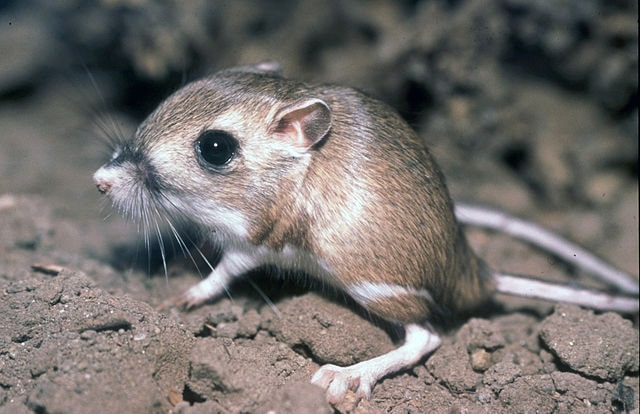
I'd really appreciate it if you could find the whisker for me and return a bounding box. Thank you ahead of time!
[81,76,130,153]
[155,192,239,300]
[157,195,212,275]
[153,217,169,280]
[192,244,216,272]
[165,218,204,277]
[84,66,108,112]
[142,218,152,275]
[247,278,281,317]
[165,220,191,256]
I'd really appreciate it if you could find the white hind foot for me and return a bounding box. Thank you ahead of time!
[311,323,442,403]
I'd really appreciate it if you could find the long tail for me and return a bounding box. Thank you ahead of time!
[494,272,639,313]
[455,203,639,296]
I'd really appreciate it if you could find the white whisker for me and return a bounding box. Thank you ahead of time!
[153,217,168,280]
[247,279,281,317]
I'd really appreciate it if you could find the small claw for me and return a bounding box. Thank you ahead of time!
[311,364,339,390]
[311,364,371,404]
[175,290,207,310]
[155,290,206,312]
[156,265,234,312]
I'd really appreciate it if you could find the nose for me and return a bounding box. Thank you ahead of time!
[95,179,111,194]
[93,169,113,194]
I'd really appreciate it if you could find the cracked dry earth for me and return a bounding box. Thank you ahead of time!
[0,191,638,413]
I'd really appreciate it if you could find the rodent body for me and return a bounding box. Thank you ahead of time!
[94,63,638,403]
[99,66,492,322]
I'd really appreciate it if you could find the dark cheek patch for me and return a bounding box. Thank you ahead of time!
[136,160,164,193]
[112,144,165,193]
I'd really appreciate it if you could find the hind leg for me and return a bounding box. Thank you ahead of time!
[311,323,441,403]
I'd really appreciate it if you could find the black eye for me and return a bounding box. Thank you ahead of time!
[195,130,238,168]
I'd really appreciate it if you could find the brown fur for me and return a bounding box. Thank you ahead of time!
[192,71,495,323]
[294,88,494,322]
[110,67,496,324]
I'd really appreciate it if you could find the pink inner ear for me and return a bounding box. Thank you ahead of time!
[274,117,294,135]
[275,117,306,148]
[272,99,332,150]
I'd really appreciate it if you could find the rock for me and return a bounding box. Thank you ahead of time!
[539,305,638,381]
[260,382,332,414]
[0,269,194,414]
[266,293,394,366]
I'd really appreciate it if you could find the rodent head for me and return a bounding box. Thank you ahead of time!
[93,65,332,241]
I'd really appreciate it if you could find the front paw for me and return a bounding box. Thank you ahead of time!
[156,287,209,311]
[174,288,209,310]
[311,363,374,404]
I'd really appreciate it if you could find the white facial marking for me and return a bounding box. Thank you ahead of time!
[210,110,245,131]
[148,145,179,169]
[165,195,252,240]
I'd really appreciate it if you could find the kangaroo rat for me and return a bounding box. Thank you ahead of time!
[93,62,639,403]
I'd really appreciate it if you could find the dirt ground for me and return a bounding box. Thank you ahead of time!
[1,1,638,413]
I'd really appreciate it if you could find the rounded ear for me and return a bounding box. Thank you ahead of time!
[269,98,332,151]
